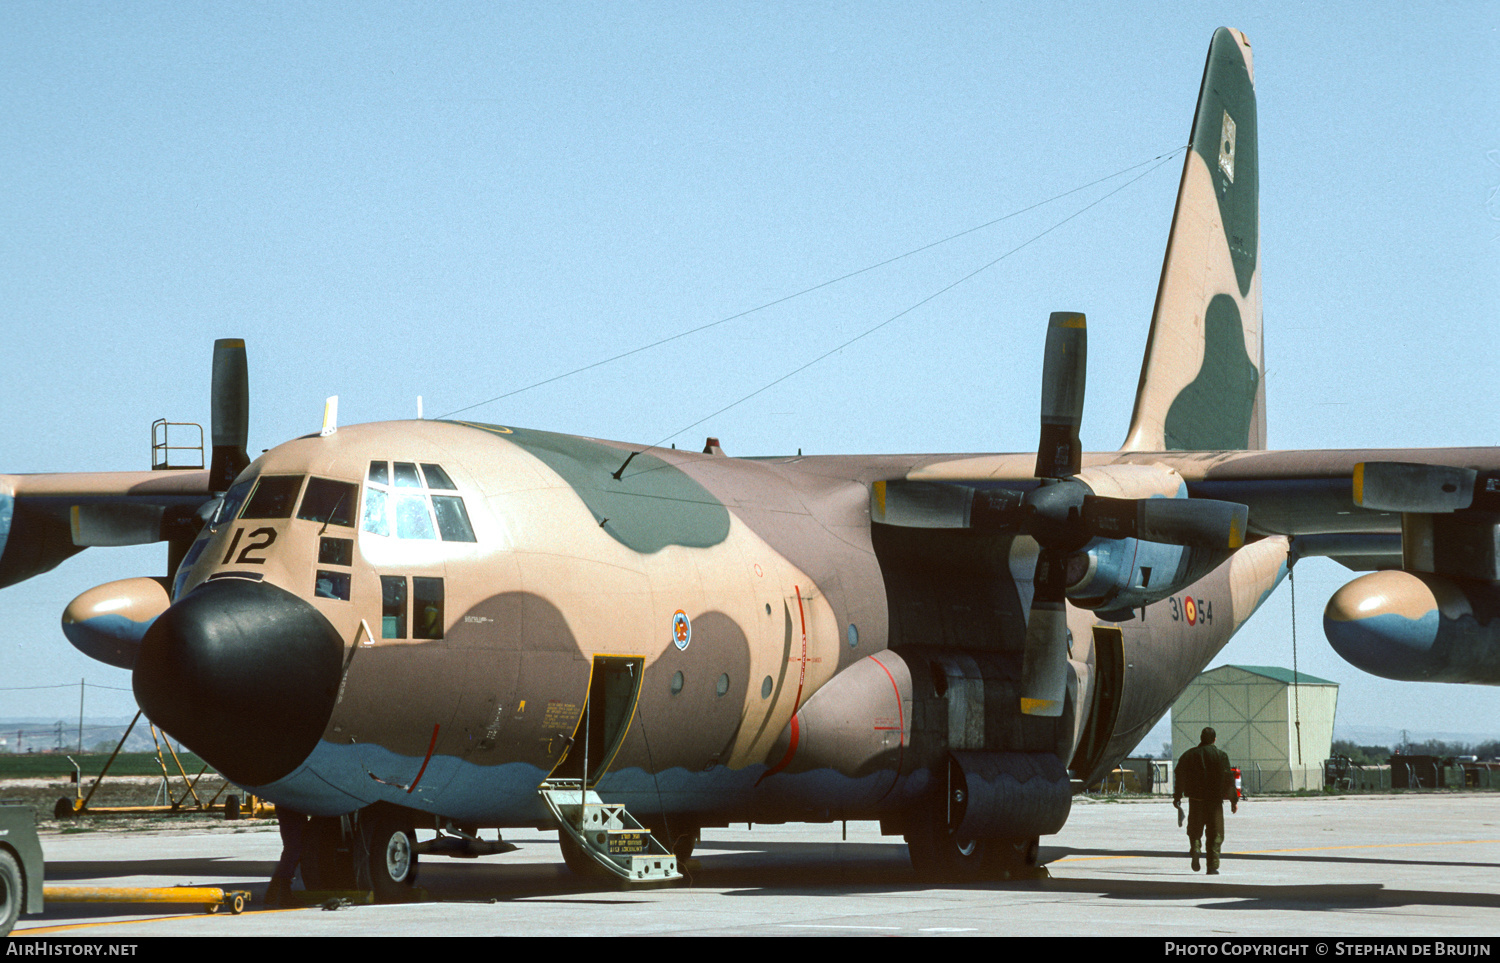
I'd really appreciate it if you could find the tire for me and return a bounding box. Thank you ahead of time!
[224,795,241,821]
[905,816,989,883]
[53,798,77,820]
[301,816,355,891]
[982,835,1043,876]
[355,807,419,902]
[0,849,21,938]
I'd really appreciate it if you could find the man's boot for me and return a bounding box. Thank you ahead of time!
[1190,840,1201,872]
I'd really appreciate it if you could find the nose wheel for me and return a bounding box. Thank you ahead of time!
[355,807,420,901]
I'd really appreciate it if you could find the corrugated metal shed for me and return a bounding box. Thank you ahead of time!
[1171,665,1338,792]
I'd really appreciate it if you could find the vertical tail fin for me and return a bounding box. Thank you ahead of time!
[1122,27,1264,452]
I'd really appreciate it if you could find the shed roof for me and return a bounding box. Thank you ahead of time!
[1209,664,1338,687]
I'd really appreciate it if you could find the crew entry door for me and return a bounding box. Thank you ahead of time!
[550,655,644,785]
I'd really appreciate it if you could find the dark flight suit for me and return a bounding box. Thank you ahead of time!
[1173,743,1235,872]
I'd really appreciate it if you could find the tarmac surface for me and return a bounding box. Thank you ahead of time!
[9,792,1500,938]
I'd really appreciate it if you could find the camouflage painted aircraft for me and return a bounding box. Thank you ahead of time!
[3,28,1498,894]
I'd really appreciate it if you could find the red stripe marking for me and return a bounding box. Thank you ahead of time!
[758,713,801,783]
[407,724,440,793]
[791,586,809,715]
[868,654,906,777]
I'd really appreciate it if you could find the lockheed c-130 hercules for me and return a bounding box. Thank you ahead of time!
[4,27,1499,896]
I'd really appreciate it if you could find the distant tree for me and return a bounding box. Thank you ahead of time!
[1331,740,1391,766]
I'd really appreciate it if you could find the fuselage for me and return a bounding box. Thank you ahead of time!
[134,418,1290,827]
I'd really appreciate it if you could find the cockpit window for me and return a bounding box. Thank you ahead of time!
[395,494,436,539]
[297,478,358,527]
[431,495,476,542]
[362,488,390,537]
[241,475,305,519]
[420,464,457,490]
[211,479,254,531]
[361,461,476,543]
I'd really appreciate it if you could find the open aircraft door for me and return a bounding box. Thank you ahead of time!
[538,655,682,883]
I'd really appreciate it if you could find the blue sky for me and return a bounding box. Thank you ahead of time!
[2,3,1497,745]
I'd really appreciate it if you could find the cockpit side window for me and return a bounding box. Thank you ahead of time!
[297,478,359,527]
[241,475,306,519]
[211,479,254,532]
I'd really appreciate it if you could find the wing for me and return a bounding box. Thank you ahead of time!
[0,470,212,589]
[903,446,1500,573]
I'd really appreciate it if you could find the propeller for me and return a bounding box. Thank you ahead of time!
[208,339,250,493]
[999,313,1248,716]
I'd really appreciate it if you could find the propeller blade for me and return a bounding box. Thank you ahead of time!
[1019,552,1071,717]
[1083,496,1249,550]
[1354,461,1478,513]
[209,338,250,493]
[1034,312,1086,480]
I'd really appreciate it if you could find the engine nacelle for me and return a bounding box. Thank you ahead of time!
[61,577,171,670]
[1324,570,1500,684]
[1061,464,1235,616]
[1066,536,1232,615]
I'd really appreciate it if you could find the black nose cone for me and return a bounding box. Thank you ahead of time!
[134,578,344,787]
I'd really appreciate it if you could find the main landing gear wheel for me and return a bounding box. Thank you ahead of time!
[905,819,990,882]
[356,807,419,902]
[982,835,1045,879]
[904,795,990,882]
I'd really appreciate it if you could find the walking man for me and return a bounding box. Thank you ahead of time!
[1173,726,1238,874]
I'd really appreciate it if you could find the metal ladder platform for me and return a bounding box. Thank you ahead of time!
[538,779,681,883]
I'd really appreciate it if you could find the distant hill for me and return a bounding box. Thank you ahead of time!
[0,717,181,755]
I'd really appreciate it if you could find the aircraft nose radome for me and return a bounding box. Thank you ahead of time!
[133,578,344,787]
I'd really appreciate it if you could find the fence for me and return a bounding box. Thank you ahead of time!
[1097,759,1500,796]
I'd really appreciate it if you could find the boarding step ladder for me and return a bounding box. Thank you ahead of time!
[538,779,681,883]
